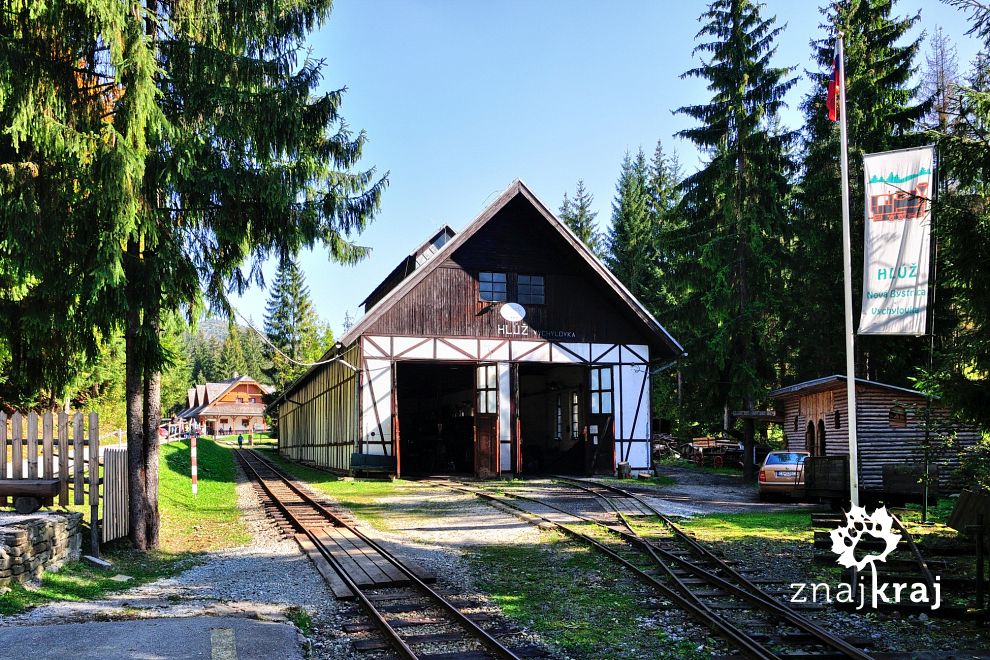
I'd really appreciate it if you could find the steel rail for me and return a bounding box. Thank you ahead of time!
[890,513,937,594]
[554,476,874,660]
[236,450,420,659]
[237,450,521,660]
[433,479,782,660]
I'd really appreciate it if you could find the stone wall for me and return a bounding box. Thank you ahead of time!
[0,511,82,587]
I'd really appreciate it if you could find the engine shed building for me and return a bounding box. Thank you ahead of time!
[271,180,683,477]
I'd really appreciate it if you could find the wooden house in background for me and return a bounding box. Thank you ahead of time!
[269,180,684,478]
[770,375,981,494]
[177,375,273,435]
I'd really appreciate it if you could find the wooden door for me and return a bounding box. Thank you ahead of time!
[475,364,499,478]
[586,366,616,474]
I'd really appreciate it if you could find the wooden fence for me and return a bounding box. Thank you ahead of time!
[0,411,129,551]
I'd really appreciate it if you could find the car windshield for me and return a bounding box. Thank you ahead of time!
[765,453,807,466]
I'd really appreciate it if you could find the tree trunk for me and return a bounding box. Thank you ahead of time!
[143,366,161,548]
[742,398,756,480]
[125,238,147,551]
[142,278,162,549]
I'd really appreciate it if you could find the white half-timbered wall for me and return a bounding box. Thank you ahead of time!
[359,336,653,470]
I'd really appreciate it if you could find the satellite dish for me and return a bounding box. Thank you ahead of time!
[499,302,526,322]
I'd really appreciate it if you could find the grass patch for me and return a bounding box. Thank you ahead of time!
[286,605,313,635]
[600,475,676,488]
[159,439,251,552]
[0,437,248,616]
[254,448,413,530]
[896,498,956,527]
[676,511,813,543]
[0,551,192,616]
[655,456,742,478]
[465,529,711,659]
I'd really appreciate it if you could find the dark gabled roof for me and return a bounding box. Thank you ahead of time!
[769,375,925,399]
[272,180,686,409]
[359,225,457,310]
[340,179,684,354]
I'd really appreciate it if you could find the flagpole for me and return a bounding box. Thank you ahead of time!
[837,32,860,506]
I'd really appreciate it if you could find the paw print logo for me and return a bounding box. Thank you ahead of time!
[829,505,901,571]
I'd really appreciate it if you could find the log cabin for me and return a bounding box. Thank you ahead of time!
[177,375,272,435]
[270,180,684,477]
[770,375,981,495]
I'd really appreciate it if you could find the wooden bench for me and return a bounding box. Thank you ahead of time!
[0,480,60,514]
[350,453,395,477]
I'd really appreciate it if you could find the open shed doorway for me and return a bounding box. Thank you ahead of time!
[395,362,475,475]
[518,363,587,474]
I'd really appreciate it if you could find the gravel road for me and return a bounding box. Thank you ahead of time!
[0,463,363,660]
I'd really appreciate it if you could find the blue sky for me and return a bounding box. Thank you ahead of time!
[232,0,982,336]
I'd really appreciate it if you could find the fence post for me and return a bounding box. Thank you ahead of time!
[57,412,68,506]
[73,414,84,505]
[42,412,53,481]
[89,413,100,557]
[26,413,38,479]
[0,412,7,507]
[11,412,22,480]
[191,437,198,495]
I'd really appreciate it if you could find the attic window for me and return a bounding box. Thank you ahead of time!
[479,272,507,302]
[889,405,907,428]
[517,274,545,305]
[432,232,450,250]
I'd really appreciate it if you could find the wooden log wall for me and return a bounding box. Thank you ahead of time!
[279,343,361,472]
[855,387,979,492]
[781,384,981,492]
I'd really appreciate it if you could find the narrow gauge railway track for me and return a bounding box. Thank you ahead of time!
[235,450,529,660]
[432,477,874,660]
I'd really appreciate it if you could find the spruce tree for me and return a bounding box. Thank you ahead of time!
[264,258,332,389]
[559,180,603,256]
[607,150,653,301]
[646,140,683,312]
[921,0,990,428]
[2,2,385,550]
[674,0,796,456]
[237,325,270,384]
[217,326,248,379]
[792,0,929,385]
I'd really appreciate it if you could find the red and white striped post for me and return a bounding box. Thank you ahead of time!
[191,436,198,495]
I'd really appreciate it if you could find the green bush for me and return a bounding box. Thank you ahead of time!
[955,434,990,492]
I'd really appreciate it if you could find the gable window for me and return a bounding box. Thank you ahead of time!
[589,366,613,414]
[517,274,545,305]
[889,404,907,428]
[479,272,507,302]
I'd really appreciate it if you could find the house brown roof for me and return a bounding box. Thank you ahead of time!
[196,403,267,417]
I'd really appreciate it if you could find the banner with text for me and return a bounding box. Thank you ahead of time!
[859,147,934,336]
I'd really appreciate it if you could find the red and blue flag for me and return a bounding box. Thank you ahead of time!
[826,49,840,122]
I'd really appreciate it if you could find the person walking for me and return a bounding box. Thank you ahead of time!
[237,433,244,449]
